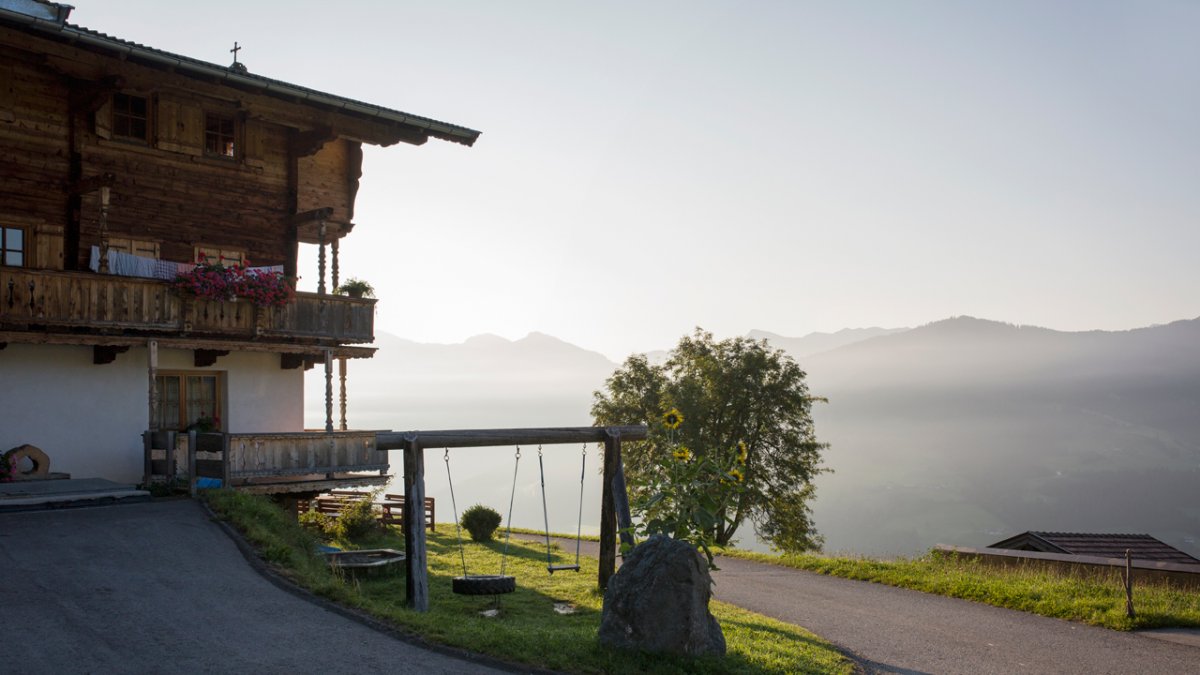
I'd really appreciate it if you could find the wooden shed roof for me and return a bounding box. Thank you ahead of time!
[0,4,481,147]
[989,532,1200,566]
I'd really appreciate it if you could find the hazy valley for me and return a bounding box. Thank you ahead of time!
[306,317,1200,558]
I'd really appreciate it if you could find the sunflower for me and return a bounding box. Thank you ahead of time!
[729,467,745,483]
[672,446,692,462]
[662,408,684,430]
[736,441,748,465]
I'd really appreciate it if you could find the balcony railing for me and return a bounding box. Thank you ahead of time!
[1,268,374,344]
[144,429,388,493]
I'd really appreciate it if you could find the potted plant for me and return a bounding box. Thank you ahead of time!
[335,278,375,299]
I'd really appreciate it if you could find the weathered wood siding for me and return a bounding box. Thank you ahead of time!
[0,43,72,234]
[297,137,362,226]
[0,26,368,273]
[0,268,375,342]
[226,431,384,479]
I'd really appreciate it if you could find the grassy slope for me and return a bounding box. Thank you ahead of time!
[719,548,1200,631]
[203,491,852,675]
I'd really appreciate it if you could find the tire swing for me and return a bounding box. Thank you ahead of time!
[444,446,519,596]
[537,444,586,573]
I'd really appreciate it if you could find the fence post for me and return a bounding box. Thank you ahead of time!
[1125,548,1135,619]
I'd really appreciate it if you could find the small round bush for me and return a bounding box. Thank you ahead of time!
[461,504,502,542]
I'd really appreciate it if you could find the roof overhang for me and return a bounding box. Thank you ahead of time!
[0,6,481,148]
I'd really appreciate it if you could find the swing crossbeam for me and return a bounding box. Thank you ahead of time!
[377,425,647,450]
[378,425,646,612]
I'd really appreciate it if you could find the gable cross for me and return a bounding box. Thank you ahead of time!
[230,41,242,65]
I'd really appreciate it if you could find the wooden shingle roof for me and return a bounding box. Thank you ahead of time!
[989,532,1200,566]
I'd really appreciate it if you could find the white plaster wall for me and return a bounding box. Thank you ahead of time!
[0,344,303,483]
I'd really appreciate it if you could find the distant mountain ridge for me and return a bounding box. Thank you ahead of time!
[747,326,908,357]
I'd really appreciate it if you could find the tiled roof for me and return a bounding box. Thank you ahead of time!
[0,6,480,146]
[990,531,1200,566]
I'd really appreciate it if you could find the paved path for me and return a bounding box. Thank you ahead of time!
[0,501,507,675]
[523,535,1199,674]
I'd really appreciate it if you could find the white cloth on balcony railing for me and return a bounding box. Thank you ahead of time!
[89,246,283,280]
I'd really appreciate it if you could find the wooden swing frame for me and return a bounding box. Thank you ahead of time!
[376,425,647,612]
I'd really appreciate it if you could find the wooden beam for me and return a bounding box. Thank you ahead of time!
[600,433,618,589]
[287,207,335,226]
[93,345,130,364]
[67,74,124,113]
[280,353,313,370]
[194,349,229,368]
[148,340,158,431]
[323,349,333,433]
[377,425,648,451]
[0,332,376,360]
[404,441,429,611]
[290,125,336,157]
[338,357,348,431]
[68,173,116,196]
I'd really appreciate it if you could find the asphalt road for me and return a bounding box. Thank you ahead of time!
[525,535,1200,674]
[0,500,507,675]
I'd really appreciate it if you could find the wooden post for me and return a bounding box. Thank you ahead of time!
[142,431,152,488]
[147,340,158,431]
[331,237,339,292]
[1125,548,1136,618]
[317,220,327,295]
[323,349,334,433]
[221,432,231,488]
[338,357,347,431]
[612,444,635,550]
[600,432,619,589]
[404,440,429,611]
[187,430,198,496]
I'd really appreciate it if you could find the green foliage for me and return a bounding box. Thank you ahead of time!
[298,508,335,535]
[722,548,1200,631]
[460,504,503,542]
[334,277,375,298]
[333,496,382,541]
[593,328,828,554]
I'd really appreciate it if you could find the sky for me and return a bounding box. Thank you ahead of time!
[74,1,1200,361]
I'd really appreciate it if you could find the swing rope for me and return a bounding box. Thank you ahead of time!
[443,448,469,577]
[499,445,522,577]
[537,443,587,573]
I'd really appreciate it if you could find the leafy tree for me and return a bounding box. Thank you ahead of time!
[592,328,828,553]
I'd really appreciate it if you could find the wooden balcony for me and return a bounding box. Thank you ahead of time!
[145,430,389,495]
[1,268,374,344]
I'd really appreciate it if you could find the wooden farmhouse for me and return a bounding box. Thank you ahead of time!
[0,1,479,493]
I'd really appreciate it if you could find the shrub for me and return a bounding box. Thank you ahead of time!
[334,497,381,541]
[461,504,503,542]
[299,509,335,536]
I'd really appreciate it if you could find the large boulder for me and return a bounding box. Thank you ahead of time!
[598,534,726,657]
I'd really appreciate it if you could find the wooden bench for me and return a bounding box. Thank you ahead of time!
[301,491,435,531]
[378,493,436,531]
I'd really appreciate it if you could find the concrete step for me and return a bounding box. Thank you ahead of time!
[0,477,151,512]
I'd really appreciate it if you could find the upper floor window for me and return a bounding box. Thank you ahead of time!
[205,112,236,158]
[1,226,24,267]
[112,92,149,142]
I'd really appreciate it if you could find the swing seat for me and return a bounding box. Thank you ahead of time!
[547,564,580,573]
[452,574,516,596]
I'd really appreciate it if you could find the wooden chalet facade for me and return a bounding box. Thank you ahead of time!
[0,1,479,491]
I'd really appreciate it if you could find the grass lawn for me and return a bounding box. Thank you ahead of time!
[202,490,853,674]
[719,548,1200,631]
